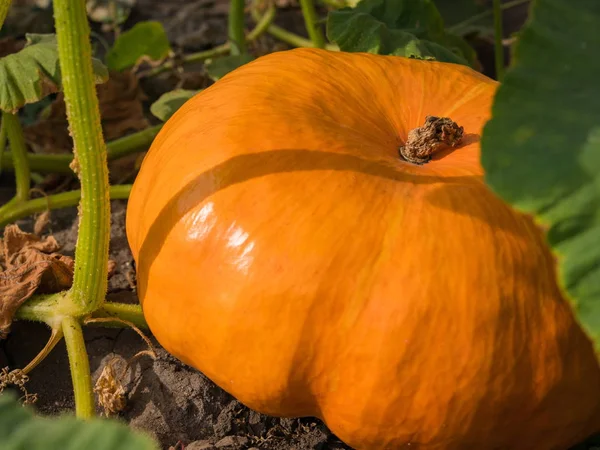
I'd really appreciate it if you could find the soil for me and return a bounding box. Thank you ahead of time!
[2,1,599,449]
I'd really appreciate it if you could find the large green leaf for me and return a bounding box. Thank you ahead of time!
[0,34,108,113]
[326,0,477,67]
[0,393,158,449]
[150,89,200,122]
[481,1,600,348]
[106,21,171,72]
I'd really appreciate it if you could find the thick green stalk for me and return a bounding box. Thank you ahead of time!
[15,293,146,330]
[104,124,161,160]
[299,0,326,48]
[247,2,276,42]
[493,0,505,81]
[0,0,12,31]
[0,125,162,175]
[1,151,73,174]
[54,0,110,314]
[228,0,247,55]
[93,302,149,330]
[62,316,94,419]
[0,185,131,227]
[2,112,30,202]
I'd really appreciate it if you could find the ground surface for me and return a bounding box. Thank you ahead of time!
[3,1,599,449]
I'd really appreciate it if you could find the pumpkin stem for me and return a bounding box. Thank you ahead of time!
[399,116,464,165]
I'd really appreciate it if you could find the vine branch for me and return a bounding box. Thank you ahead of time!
[54,0,111,315]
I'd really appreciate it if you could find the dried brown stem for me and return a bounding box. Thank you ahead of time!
[21,327,64,375]
[399,116,464,165]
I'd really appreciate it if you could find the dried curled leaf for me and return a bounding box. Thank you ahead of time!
[0,367,37,405]
[0,34,108,114]
[0,222,124,339]
[24,70,149,154]
[0,225,119,338]
[0,225,74,338]
[95,361,127,416]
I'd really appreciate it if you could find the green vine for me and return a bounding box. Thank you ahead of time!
[15,295,148,331]
[49,0,113,419]
[1,112,29,202]
[0,125,161,175]
[54,0,111,316]
[228,0,247,55]
[62,316,94,419]
[250,2,338,50]
[92,302,149,330]
[0,112,31,224]
[299,0,326,48]
[0,185,131,227]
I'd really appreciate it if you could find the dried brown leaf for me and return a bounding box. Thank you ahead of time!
[99,70,149,141]
[0,225,74,338]
[23,98,71,154]
[95,360,127,416]
[24,69,149,154]
[0,366,37,405]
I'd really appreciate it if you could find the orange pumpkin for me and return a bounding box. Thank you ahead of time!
[126,48,600,449]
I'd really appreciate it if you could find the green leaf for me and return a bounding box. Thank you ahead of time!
[205,54,255,81]
[0,393,159,449]
[481,1,600,348]
[326,0,477,67]
[0,34,108,114]
[150,89,200,122]
[106,21,171,72]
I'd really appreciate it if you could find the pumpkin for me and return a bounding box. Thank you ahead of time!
[126,48,600,449]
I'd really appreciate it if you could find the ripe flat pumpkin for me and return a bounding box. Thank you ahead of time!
[126,48,600,449]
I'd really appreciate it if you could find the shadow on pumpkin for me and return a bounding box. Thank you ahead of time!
[137,143,516,301]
